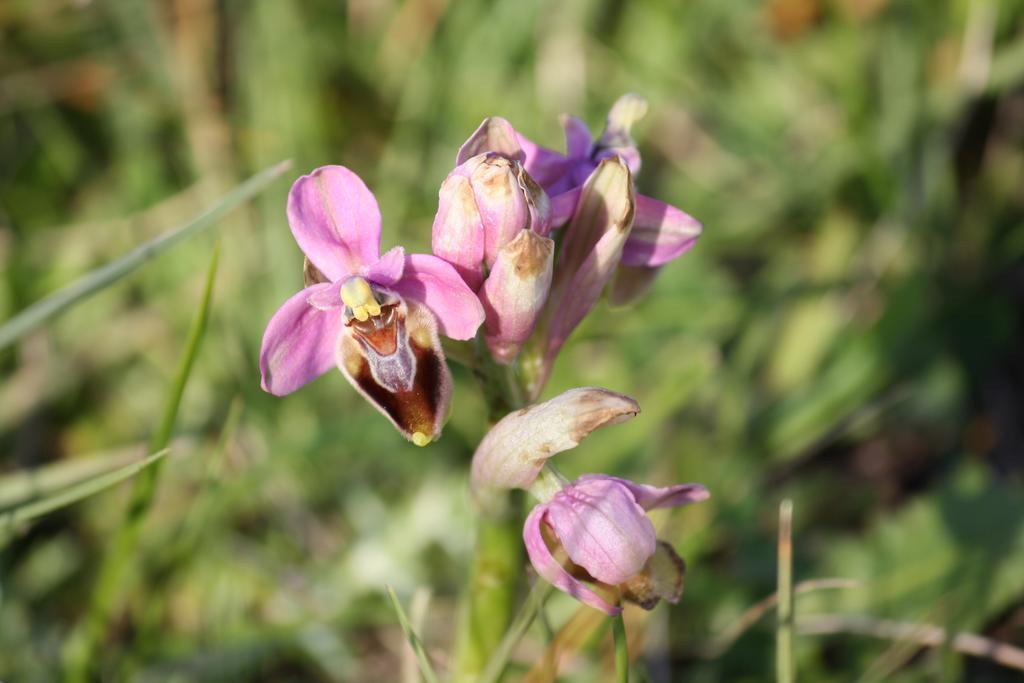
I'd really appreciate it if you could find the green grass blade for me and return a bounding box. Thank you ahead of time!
[0,450,168,545]
[480,579,554,683]
[777,499,795,683]
[0,160,289,351]
[0,447,141,511]
[386,585,440,683]
[62,245,220,682]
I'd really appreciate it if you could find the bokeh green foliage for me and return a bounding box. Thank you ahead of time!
[1,0,1023,680]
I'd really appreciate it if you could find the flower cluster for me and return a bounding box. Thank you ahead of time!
[471,387,709,614]
[259,95,708,614]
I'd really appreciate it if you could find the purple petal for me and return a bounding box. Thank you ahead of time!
[620,194,702,267]
[287,166,382,280]
[576,474,710,511]
[523,505,622,615]
[561,115,593,159]
[366,246,406,286]
[391,253,485,340]
[260,284,342,396]
[549,188,580,228]
[517,132,573,195]
[608,264,660,307]
[456,117,525,165]
[431,173,486,291]
[547,477,657,585]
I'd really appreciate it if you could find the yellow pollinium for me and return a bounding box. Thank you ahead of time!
[340,276,382,321]
[411,432,431,447]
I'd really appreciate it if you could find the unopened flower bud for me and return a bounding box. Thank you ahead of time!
[480,229,554,363]
[431,154,551,291]
[523,473,708,614]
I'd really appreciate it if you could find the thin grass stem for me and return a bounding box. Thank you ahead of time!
[62,245,220,682]
[386,586,440,683]
[480,579,555,683]
[777,499,795,683]
[0,162,287,350]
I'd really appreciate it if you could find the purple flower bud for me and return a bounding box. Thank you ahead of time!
[524,474,709,615]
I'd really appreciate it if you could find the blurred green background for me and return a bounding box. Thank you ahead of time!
[2,0,1023,681]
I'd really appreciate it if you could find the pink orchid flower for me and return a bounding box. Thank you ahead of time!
[517,94,703,304]
[259,165,484,446]
[524,474,709,615]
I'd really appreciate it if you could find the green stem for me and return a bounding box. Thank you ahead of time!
[62,245,220,682]
[479,579,554,683]
[452,340,530,682]
[777,499,795,683]
[612,614,630,683]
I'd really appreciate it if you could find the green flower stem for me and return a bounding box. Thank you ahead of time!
[479,579,555,683]
[612,613,630,683]
[452,506,524,683]
[452,341,530,682]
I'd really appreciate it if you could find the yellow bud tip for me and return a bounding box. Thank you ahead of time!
[340,277,381,318]
[411,432,431,447]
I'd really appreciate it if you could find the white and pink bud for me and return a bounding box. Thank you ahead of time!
[524,474,707,614]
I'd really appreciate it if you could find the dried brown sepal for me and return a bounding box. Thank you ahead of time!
[303,257,329,286]
[619,541,686,610]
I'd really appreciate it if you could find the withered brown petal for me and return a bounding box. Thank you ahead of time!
[619,541,686,610]
[303,257,330,287]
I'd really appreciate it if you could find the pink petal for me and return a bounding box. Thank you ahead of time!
[366,246,406,286]
[549,188,580,228]
[456,116,525,165]
[620,194,702,267]
[287,165,382,280]
[523,505,622,615]
[547,477,657,585]
[577,474,710,511]
[391,253,485,340]
[306,280,343,310]
[431,173,486,291]
[517,132,572,194]
[561,115,593,159]
[260,284,342,396]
